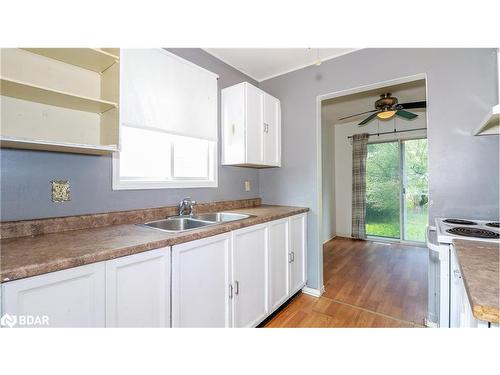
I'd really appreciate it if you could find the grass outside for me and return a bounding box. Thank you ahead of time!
[366,208,428,242]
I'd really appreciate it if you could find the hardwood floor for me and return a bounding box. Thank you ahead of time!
[264,237,428,328]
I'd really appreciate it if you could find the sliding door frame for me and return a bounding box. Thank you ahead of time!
[365,136,427,246]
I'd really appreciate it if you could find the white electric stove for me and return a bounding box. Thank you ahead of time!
[426,218,499,327]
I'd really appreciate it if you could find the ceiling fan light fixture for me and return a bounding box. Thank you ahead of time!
[377,110,397,120]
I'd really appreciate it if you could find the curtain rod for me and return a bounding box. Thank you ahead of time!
[347,127,427,139]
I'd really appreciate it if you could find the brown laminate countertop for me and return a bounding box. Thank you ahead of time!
[0,205,308,283]
[453,239,499,324]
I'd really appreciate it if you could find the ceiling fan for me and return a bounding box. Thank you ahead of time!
[338,93,426,126]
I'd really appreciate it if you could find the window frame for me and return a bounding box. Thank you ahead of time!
[112,49,219,190]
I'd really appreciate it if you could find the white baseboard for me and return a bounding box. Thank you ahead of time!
[301,285,325,297]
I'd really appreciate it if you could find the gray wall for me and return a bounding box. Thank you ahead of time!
[0,49,260,221]
[259,48,499,290]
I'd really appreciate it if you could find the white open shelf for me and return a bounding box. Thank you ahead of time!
[474,104,499,136]
[1,48,120,155]
[23,48,119,73]
[0,77,117,114]
[0,136,118,155]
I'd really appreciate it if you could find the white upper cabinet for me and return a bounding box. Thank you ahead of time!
[222,82,281,168]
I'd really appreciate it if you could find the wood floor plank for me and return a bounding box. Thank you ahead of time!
[264,237,428,328]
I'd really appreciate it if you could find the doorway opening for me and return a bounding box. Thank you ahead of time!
[314,75,429,326]
[319,76,428,245]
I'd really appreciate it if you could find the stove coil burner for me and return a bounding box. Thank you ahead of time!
[486,222,500,228]
[447,227,499,239]
[443,219,477,225]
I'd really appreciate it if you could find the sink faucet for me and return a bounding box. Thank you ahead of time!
[179,198,196,216]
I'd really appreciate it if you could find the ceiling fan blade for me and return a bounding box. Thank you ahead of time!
[398,101,426,109]
[396,109,418,120]
[358,112,379,126]
[338,109,378,121]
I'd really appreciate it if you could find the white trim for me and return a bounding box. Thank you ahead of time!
[316,96,325,297]
[317,73,427,102]
[301,285,325,297]
[203,49,360,82]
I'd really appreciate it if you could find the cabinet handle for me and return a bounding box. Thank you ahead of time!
[229,284,233,299]
[235,280,240,295]
[291,252,295,262]
[288,252,293,263]
[231,124,236,135]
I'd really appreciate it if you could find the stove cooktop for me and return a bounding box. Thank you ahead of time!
[436,218,500,244]
[446,226,499,239]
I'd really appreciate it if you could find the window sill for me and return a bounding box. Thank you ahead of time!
[112,180,218,190]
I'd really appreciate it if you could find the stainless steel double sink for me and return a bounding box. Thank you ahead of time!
[139,212,252,233]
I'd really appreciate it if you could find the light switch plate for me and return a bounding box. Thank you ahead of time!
[51,180,71,202]
[244,180,251,192]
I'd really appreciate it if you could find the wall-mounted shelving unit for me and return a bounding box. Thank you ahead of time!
[0,48,120,155]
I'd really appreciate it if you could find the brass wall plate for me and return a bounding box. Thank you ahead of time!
[51,180,71,202]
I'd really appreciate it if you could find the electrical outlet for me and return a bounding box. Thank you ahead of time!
[51,180,71,202]
[244,180,251,192]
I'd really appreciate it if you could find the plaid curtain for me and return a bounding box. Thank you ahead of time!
[351,133,370,239]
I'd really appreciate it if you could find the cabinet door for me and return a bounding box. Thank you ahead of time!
[263,93,281,166]
[289,214,307,294]
[231,224,268,327]
[106,248,170,328]
[2,263,105,328]
[245,83,264,165]
[172,233,231,328]
[268,218,290,312]
[221,84,246,165]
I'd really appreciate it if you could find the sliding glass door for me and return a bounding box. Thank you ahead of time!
[365,138,428,242]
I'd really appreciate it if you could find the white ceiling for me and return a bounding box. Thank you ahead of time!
[322,79,427,125]
[203,48,357,82]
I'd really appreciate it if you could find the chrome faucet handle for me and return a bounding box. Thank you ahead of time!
[189,200,197,215]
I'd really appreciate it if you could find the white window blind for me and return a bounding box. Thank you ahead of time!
[121,49,218,141]
[113,49,219,190]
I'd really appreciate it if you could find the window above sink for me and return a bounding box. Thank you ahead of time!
[113,49,219,190]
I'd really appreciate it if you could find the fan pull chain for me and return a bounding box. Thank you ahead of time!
[377,119,380,137]
[393,117,396,133]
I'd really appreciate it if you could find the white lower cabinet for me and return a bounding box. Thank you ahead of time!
[106,247,170,327]
[1,263,105,328]
[1,213,308,328]
[231,223,269,327]
[171,233,231,328]
[268,218,290,312]
[289,214,307,294]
